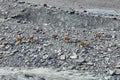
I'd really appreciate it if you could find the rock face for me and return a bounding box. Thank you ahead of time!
[0,0,120,80]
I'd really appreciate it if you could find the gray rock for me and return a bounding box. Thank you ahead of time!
[107,48,113,52]
[60,55,66,60]
[0,45,5,49]
[115,62,120,69]
[109,70,115,75]
[0,37,5,41]
[115,69,120,75]
[75,57,85,63]
[87,61,94,66]
[43,55,49,59]
[70,53,78,59]
[29,48,37,53]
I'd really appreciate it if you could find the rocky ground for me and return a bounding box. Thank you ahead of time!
[21,0,120,9]
[0,67,98,80]
[0,0,120,80]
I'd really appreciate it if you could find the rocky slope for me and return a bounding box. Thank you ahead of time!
[0,0,120,80]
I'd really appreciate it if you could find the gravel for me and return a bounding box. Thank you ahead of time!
[0,0,120,80]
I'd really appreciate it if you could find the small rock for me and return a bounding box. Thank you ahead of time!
[18,1,25,4]
[107,48,113,52]
[70,53,77,59]
[87,61,94,66]
[12,49,18,53]
[43,43,53,47]
[75,57,85,63]
[60,55,66,60]
[37,47,43,51]
[69,9,75,14]
[29,48,37,53]
[115,62,120,69]
[0,45,5,48]
[24,74,34,78]
[103,52,107,55]
[105,76,111,80]
[0,37,5,41]
[0,55,4,59]
[0,18,5,22]
[105,34,112,38]
[38,77,46,80]
[109,70,115,75]
[25,60,29,63]
[57,49,62,56]
[5,45,11,50]
[112,34,117,38]
[15,41,20,45]
[115,69,120,75]
[43,55,49,59]
[9,52,16,56]
[116,65,120,69]
[68,65,76,70]
[9,41,15,46]
[33,55,38,58]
